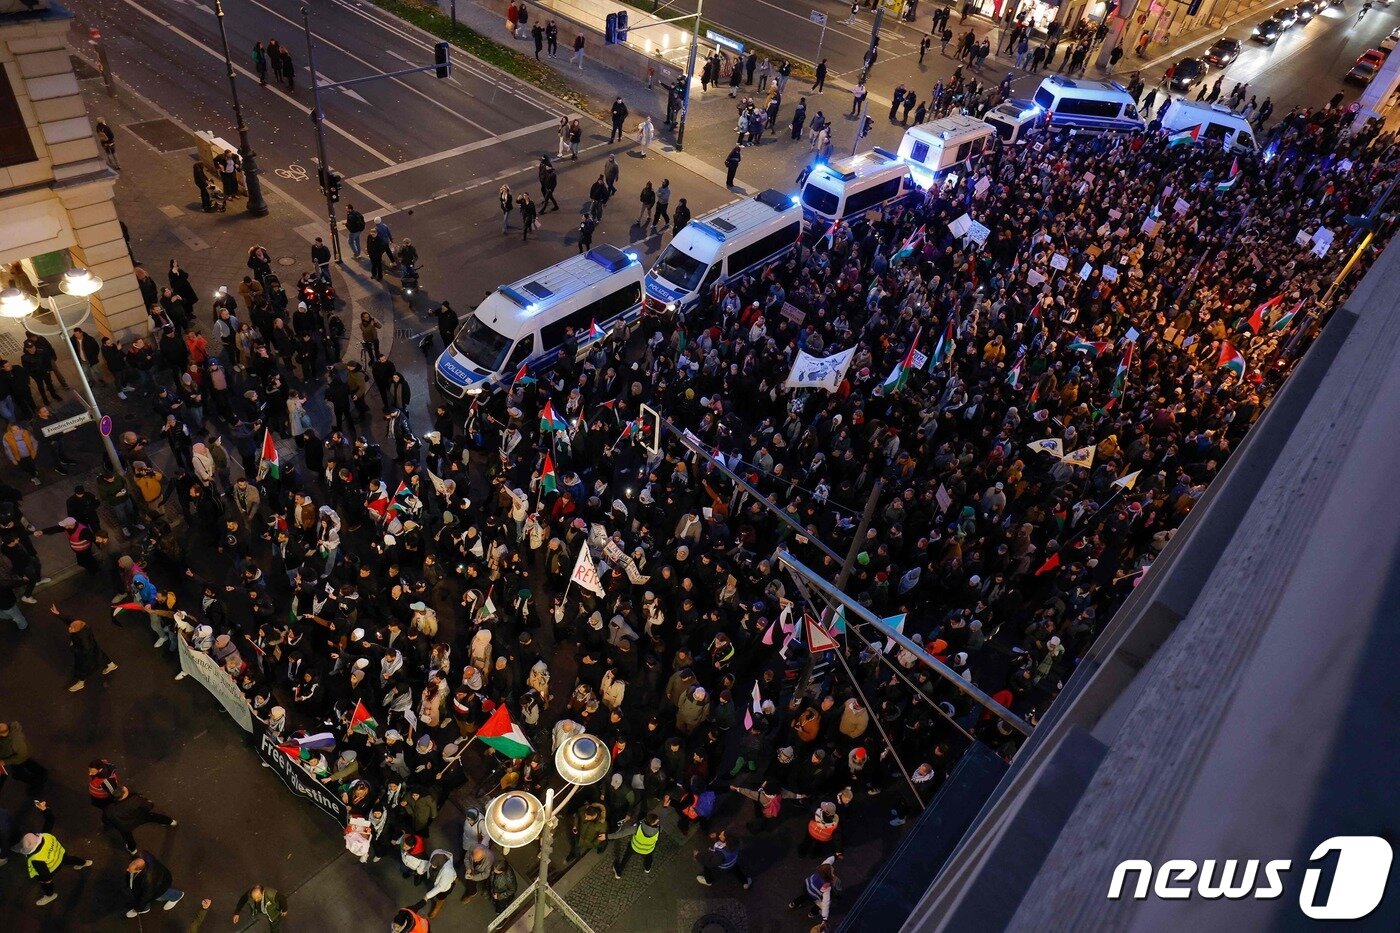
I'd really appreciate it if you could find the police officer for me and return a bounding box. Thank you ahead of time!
[610,811,661,877]
[20,800,93,906]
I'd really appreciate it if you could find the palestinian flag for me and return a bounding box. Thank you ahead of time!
[541,453,557,494]
[540,400,568,433]
[1273,299,1304,332]
[1246,294,1282,333]
[349,700,378,737]
[1106,343,1134,410]
[257,429,279,481]
[513,361,535,386]
[1218,340,1246,378]
[1006,349,1025,388]
[1168,124,1201,147]
[477,705,533,759]
[1034,551,1062,576]
[882,329,921,394]
[1066,337,1111,357]
[587,319,605,340]
[1216,157,1242,191]
[930,319,956,371]
[893,225,925,263]
[390,481,415,514]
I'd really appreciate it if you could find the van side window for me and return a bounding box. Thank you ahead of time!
[505,334,535,369]
[910,140,930,164]
[728,222,800,273]
[1034,88,1055,109]
[842,178,902,217]
[1057,98,1125,119]
[540,282,642,350]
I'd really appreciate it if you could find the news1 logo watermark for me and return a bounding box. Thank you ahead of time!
[1108,837,1394,920]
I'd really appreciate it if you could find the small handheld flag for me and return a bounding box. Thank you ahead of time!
[540,400,568,433]
[257,429,280,481]
[1217,341,1246,378]
[477,706,534,759]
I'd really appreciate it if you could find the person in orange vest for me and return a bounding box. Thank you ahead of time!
[35,517,105,574]
[798,800,841,858]
[391,906,430,932]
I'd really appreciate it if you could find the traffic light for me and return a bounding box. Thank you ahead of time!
[434,41,451,78]
[328,171,342,203]
[860,115,874,139]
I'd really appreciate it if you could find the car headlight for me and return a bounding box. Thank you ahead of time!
[666,301,678,312]
[466,385,484,395]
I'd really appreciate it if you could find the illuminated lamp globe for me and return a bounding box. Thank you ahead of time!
[59,267,103,297]
[556,733,611,786]
[486,791,544,849]
[0,287,38,319]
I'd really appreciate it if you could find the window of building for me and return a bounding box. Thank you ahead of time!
[0,66,38,169]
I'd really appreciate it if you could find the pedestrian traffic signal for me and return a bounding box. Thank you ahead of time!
[860,116,874,139]
[328,171,343,203]
[434,41,452,78]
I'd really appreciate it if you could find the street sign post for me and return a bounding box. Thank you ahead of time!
[810,10,829,65]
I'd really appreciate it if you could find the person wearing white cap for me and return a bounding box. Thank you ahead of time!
[19,800,92,906]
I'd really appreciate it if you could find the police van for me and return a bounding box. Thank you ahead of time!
[435,245,642,399]
[644,188,801,316]
[983,98,1047,145]
[1033,75,1145,134]
[896,114,995,186]
[798,149,918,226]
[1158,100,1257,152]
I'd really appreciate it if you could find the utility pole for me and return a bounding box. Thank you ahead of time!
[302,6,342,263]
[213,0,268,216]
[849,5,883,157]
[675,0,705,151]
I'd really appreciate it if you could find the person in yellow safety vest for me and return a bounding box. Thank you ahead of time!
[20,800,93,906]
[609,811,662,877]
[34,517,105,574]
[390,906,431,932]
[798,800,841,858]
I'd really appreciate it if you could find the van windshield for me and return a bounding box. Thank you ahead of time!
[452,314,512,371]
[802,184,840,216]
[653,245,709,292]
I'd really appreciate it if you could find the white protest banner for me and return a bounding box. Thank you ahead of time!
[973,176,991,198]
[570,544,606,596]
[254,718,348,825]
[966,219,991,245]
[779,303,806,324]
[948,213,973,240]
[1173,197,1191,215]
[1295,229,1312,247]
[177,634,254,733]
[1078,262,1094,280]
[1027,268,1046,287]
[1050,253,1069,271]
[1102,265,1119,282]
[1142,217,1159,236]
[784,346,856,392]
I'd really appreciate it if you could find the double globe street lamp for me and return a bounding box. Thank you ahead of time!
[0,268,123,471]
[486,732,612,933]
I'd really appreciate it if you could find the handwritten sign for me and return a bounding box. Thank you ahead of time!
[1050,253,1069,271]
[1173,197,1191,215]
[1078,262,1094,280]
[1102,265,1119,282]
[1027,268,1046,286]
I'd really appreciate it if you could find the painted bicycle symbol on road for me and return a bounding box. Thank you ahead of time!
[276,163,308,181]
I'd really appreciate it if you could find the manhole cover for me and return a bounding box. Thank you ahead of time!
[0,333,20,356]
[277,257,297,267]
[126,119,194,154]
[692,917,737,933]
[70,55,100,80]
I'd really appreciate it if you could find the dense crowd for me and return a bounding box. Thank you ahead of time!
[6,96,1394,927]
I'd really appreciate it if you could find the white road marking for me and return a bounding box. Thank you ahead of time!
[113,0,396,166]
[305,67,373,105]
[350,119,561,184]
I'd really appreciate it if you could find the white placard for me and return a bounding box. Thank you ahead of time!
[1107,208,1122,221]
[1102,265,1119,282]
[809,9,827,23]
[966,219,991,245]
[1027,268,1046,286]
[1078,262,1094,280]
[973,176,991,197]
[1295,229,1312,247]
[1173,198,1191,215]
[948,213,972,239]
[1142,217,1159,236]
[1050,253,1069,271]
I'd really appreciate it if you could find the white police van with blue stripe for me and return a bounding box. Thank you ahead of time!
[643,189,801,317]
[434,245,642,400]
[1033,76,1145,135]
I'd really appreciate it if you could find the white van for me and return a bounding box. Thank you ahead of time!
[799,149,917,226]
[1033,75,1145,134]
[435,245,643,399]
[983,98,1046,145]
[1159,100,1257,152]
[897,114,995,186]
[644,188,801,316]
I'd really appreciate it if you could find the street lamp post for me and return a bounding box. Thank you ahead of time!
[675,0,705,152]
[0,270,123,472]
[302,6,343,263]
[486,733,611,933]
[212,0,269,216]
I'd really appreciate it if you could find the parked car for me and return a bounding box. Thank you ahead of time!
[1168,57,1211,91]
[1252,18,1283,44]
[1204,37,1243,66]
[1295,1,1319,20]
[1346,53,1381,84]
[1274,6,1299,27]
[1382,28,1400,53]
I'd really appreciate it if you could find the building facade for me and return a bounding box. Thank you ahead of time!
[0,0,144,336]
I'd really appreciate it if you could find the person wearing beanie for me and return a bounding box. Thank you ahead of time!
[798,800,841,858]
[19,800,92,906]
